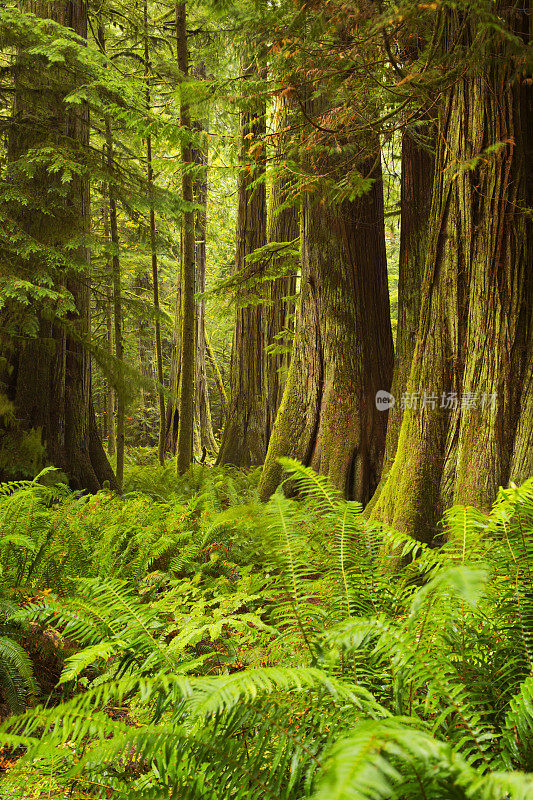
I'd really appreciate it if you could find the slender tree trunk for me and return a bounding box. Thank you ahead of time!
[192,94,216,456]
[372,6,533,541]
[175,1,196,474]
[259,135,394,502]
[217,56,268,466]
[2,0,116,491]
[144,0,166,466]
[265,101,299,438]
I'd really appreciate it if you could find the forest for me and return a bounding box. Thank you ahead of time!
[0,0,532,797]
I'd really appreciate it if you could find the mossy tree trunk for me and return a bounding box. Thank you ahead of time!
[217,57,268,467]
[3,0,116,491]
[259,141,394,502]
[372,7,533,542]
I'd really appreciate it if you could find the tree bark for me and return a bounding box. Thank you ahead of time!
[217,57,268,467]
[372,6,533,541]
[3,0,116,491]
[259,141,394,502]
[380,125,435,476]
[175,1,196,475]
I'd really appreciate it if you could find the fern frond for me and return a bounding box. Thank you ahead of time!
[278,457,342,512]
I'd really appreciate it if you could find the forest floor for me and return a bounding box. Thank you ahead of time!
[0,450,532,799]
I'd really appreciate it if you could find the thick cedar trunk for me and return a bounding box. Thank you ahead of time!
[4,0,116,491]
[192,110,217,456]
[259,146,394,503]
[265,103,299,437]
[217,59,268,467]
[372,8,533,541]
[380,126,435,475]
[175,1,196,474]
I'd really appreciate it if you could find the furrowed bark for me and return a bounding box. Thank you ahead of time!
[259,140,394,503]
[372,6,533,541]
[380,124,435,476]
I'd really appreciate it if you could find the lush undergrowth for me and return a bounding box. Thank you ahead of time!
[0,455,532,799]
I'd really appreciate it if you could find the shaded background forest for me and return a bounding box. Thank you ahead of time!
[0,0,531,544]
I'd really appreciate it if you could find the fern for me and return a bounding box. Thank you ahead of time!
[1,463,533,799]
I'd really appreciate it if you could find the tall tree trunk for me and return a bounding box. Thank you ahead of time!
[259,138,394,502]
[372,6,533,542]
[144,0,166,466]
[2,0,116,491]
[265,101,299,438]
[217,57,267,467]
[175,1,196,475]
[380,125,435,475]
[192,94,216,456]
